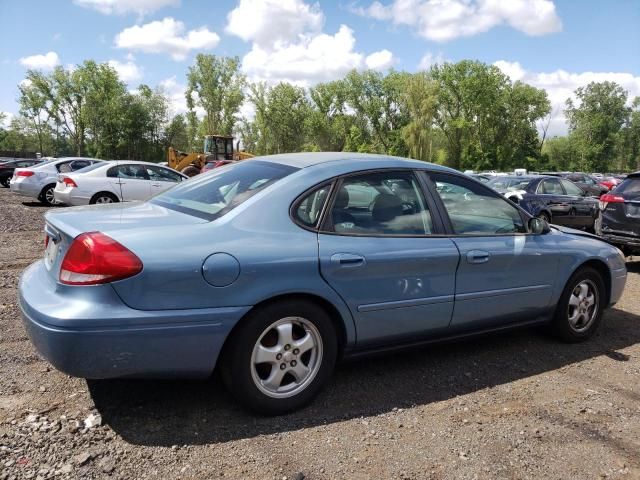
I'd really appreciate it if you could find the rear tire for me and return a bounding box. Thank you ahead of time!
[550,267,605,343]
[538,211,551,223]
[220,300,338,415]
[39,184,57,206]
[90,192,119,204]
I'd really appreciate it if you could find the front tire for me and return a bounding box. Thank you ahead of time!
[220,300,338,415]
[551,267,605,342]
[0,176,9,188]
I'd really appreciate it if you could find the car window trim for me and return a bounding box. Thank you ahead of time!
[422,170,534,237]
[317,168,445,237]
[289,180,337,232]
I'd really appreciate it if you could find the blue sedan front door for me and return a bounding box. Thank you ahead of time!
[429,172,559,329]
[317,170,460,346]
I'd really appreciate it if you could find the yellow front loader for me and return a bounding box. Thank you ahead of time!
[167,135,254,176]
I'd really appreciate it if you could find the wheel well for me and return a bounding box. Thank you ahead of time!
[220,293,348,365]
[90,191,119,202]
[40,183,56,195]
[578,259,611,305]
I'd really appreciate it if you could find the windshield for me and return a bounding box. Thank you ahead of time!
[487,178,531,191]
[152,160,298,220]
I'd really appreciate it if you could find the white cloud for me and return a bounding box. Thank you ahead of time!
[74,0,179,16]
[365,49,395,70]
[115,17,220,61]
[226,0,324,46]
[19,51,60,70]
[494,60,640,135]
[353,0,562,42]
[0,111,13,128]
[243,25,369,85]
[108,59,143,83]
[159,76,205,119]
[227,0,396,86]
[417,52,446,70]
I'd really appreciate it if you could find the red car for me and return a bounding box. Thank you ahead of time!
[599,177,623,191]
[201,159,236,173]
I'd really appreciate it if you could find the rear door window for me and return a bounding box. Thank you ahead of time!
[560,179,584,196]
[146,166,183,183]
[615,178,640,198]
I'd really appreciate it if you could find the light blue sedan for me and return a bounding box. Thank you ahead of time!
[19,153,627,414]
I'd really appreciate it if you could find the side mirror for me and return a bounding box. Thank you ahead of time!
[528,217,551,234]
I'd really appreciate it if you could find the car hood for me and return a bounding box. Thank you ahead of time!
[552,224,602,241]
[45,201,207,238]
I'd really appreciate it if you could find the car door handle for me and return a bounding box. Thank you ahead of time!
[331,253,366,267]
[466,250,490,264]
[151,183,162,187]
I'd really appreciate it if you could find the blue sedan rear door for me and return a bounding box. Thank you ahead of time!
[317,170,460,347]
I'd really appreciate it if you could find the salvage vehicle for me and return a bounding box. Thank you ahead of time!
[10,158,103,205]
[0,159,42,187]
[19,153,626,415]
[542,172,608,197]
[597,172,640,255]
[487,175,600,230]
[53,160,188,206]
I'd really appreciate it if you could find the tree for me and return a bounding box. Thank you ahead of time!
[186,54,245,137]
[165,114,189,152]
[402,72,438,161]
[18,82,50,154]
[307,80,353,151]
[565,81,629,172]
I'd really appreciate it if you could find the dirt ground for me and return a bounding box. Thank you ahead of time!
[0,186,639,480]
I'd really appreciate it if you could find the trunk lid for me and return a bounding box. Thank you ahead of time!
[42,201,208,281]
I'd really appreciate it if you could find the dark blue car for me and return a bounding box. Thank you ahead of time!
[487,175,600,230]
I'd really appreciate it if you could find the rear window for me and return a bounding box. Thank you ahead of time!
[614,178,640,196]
[151,160,298,220]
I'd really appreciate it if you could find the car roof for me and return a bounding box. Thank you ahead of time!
[489,175,538,181]
[256,152,457,173]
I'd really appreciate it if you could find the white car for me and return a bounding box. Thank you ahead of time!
[53,160,188,206]
[10,157,103,205]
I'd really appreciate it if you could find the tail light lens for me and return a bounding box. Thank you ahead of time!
[599,193,625,211]
[59,232,143,285]
[600,194,624,203]
[16,170,34,177]
[62,177,77,188]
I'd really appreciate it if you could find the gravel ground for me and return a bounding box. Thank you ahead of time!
[1,186,639,480]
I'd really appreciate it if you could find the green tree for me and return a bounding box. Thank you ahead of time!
[165,114,189,152]
[565,81,629,172]
[186,54,245,137]
[402,72,438,161]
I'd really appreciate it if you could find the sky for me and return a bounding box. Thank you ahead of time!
[0,0,639,135]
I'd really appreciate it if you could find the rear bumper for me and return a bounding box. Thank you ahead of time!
[53,189,91,206]
[19,261,251,379]
[10,179,41,198]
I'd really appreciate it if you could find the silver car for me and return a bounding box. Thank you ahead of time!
[10,157,103,205]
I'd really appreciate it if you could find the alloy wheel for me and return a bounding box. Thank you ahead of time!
[250,317,323,399]
[567,279,598,333]
[96,196,114,204]
[45,188,55,205]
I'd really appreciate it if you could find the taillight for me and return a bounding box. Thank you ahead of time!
[599,193,625,211]
[62,177,77,188]
[17,170,34,177]
[45,235,49,248]
[600,194,624,203]
[59,232,142,285]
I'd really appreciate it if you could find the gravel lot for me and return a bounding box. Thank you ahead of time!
[1,186,639,480]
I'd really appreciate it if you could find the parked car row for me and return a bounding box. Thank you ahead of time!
[6,157,188,206]
[487,175,600,231]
